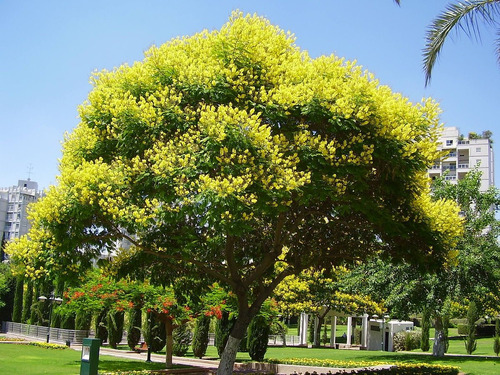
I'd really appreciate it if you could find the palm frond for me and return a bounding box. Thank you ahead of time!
[423,0,500,86]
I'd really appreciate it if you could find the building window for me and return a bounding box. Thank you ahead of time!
[446,140,453,146]
[476,147,481,152]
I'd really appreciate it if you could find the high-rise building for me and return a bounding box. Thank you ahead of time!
[0,179,44,243]
[428,127,494,192]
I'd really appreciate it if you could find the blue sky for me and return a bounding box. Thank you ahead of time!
[1,1,499,190]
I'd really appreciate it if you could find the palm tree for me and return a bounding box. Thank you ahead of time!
[397,1,500,85]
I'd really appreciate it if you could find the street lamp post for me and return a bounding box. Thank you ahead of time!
[38,294,63,343]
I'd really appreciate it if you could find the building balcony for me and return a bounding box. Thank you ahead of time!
[457,164,469,169]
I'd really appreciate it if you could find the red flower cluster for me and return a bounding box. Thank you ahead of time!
[100,291,118,299]
[91,283,103,292]
[205,305,223,320]
[71,291,85,300]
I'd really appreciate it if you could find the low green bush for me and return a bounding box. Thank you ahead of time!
[476,324,496,337]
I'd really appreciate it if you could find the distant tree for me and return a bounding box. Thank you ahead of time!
[342,169,500,356]
[75,311,92,330]
[494,318,500,356]
[11,275,24,323]
[192,315,211,358]
[482,130,493,139]
[464,301,479,354]
[215,311,234,358]
[172,323,192,356]
[274,267,383,347]
[0,263,14,322]
[145,312,166,353]
[247,315,270,362]
[107,310,125,349]
[95,309,108,343]
[127,306,142,350]
[421,309,431,352]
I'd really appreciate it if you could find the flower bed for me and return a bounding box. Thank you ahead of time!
[267,358,459,374]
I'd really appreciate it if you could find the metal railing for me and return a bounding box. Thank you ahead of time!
[206,332,301,347]
[2,321,89,345]
[267,334,301,346]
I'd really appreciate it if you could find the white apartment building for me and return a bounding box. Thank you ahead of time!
[0,179,44,243]
[428,127,494,192]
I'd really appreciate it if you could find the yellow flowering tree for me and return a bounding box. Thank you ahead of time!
[7,12,462,374]
[274,267,383,347]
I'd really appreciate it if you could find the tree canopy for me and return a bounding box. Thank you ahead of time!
[7,12,462,373]
[342,169,500,355]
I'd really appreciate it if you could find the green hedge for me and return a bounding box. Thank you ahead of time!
[457,323,495,336]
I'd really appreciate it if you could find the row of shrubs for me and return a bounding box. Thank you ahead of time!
[457,323,497,336]
[412,318,467,328]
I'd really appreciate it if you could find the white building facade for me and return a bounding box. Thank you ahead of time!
[428,127,494,192]
[0,179,44,243]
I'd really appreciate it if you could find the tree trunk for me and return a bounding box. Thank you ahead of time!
[433,316,445,357]
[217,315,251,375]
[313,315,324,348]
[165,319,173,367]
[217,335,241,375]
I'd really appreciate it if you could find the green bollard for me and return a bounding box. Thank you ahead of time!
[80,338,101,375]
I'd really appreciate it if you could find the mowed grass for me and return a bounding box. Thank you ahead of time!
[189,342,500,375]
[1,338,500,375]
[0,343,167,375]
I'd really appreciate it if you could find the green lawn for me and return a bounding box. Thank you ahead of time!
[0,343,168,375]
[264,346,499,375]
[2,338,500,375]
[188,343,500,375]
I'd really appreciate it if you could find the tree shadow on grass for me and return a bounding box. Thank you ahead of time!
[96,359,169,372]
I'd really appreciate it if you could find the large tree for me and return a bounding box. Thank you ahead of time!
[7,13,461,374]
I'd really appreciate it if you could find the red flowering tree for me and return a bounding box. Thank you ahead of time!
[63,272,194,366]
